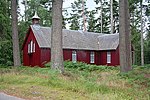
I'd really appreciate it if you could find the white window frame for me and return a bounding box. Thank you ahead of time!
[72,50,77,63]
[107,52,111,63]
[28,40,35,54]
[90,51,95,63]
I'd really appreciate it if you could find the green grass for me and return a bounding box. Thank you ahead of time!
[0,63,150,100]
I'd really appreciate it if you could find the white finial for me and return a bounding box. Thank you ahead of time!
[32,11,40,20]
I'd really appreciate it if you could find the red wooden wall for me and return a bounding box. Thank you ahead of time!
[99,47,120,66]
[77,50,90,63]
[63,49,72,61]
[23,29,41,67]
[40,48,50,67]
[23,47,120,67]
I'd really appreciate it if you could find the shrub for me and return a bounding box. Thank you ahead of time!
[0,41,13,66]
[45,61,117,72]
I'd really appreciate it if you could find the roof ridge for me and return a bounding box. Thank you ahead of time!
[30,25,119,50]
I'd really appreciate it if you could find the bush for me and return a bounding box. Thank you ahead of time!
[144,64,150,68]
[45,61,117,72]
[0,41,13,66]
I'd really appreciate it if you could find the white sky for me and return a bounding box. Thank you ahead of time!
[19,0,97,29]
[19,0,96,16]
[19,0,149,30]
[63,0,96,9]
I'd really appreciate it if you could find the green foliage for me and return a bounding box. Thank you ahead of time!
[94,0,119,33]
[68,0,88,30]
[64,61,117,71]
[129,0,150,65]
[0,41,13,66]
[87,10,97,32]
[23,0,52,26]
[144,29,150,64]
[119,66,150,90]
[45,61,118,72]
[0,0,11,39]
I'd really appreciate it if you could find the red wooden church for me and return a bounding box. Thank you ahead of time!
[22,13,121,67]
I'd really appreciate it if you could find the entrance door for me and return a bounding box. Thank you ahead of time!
[29,54,33,66]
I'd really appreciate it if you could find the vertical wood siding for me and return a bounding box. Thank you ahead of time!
[40,48,50,67]
[23,29,41,67]
[23,47,120,67]
[99,47,120,66]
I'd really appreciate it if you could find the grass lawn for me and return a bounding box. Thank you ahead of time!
[0,63,150,100]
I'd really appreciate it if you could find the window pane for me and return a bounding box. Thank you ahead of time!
[33,42,35,52]
[90,52,94,63]
[107,52,111,63]
[30,40,33,53]
[28,43,30,54]
[72,51,77,63]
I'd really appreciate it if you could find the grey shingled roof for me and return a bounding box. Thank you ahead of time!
[98,34,119,50]
[30,25,119,50]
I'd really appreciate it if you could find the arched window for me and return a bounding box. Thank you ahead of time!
[28,40,35,54]
[30,40,33,53]
[33,42,35,52]
[28,43,30,53]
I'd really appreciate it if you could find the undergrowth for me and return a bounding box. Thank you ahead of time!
[0,62,149,100]
[45,61,119,71]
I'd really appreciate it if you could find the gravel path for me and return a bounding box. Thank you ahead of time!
[0,93,24,100]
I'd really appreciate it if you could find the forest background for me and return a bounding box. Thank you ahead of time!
[0,0,150,66]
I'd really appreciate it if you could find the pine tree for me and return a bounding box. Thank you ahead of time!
[11,0,21,66]
[87,10,97,32]
[113,0,119,33]
[140,0,144,66]
[119,0,132,72]
[68,0,88,30]
[51,0,64,73]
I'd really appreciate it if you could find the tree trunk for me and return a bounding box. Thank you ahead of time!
[11,0,21,67]
[140,1,144,66]
[24,0,27,21]
[100,0,103,33]
[51,0,64,73]
[119,0,132,72]
[110,0,113,34]
[82,0,86,31]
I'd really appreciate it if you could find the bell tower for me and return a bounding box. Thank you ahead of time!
[32,12,40,25]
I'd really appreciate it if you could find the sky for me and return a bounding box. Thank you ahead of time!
[63,0,96,10]
[19,0,96,16]
[19,0,97,29]
[18,0,149,30]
